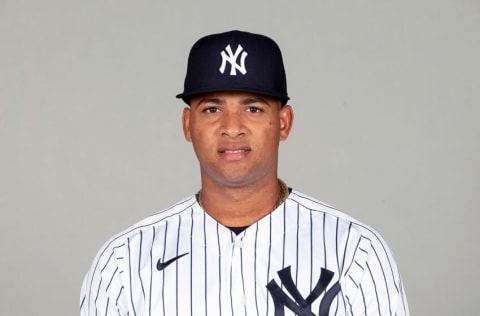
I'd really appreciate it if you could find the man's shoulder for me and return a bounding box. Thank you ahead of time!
[287,189,385,241]
[134,195,199,229]
[97,195,199,253]
[288,189,356,222]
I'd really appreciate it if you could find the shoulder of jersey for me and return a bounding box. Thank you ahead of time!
[97,195,198,250]
[288,189,356,221]
[288,189,384,239]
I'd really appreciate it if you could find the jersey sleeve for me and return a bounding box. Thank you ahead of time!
[80,246,130,316]
[341,229,410,315]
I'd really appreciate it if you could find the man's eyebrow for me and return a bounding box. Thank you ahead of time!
[195,97,224,106]
[241,97,270,106]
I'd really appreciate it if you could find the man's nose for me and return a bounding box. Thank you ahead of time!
[220,111,246,138]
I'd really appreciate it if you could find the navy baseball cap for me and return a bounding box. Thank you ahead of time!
[176,30,289,106]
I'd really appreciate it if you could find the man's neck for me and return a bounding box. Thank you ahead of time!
[197,177,284,227]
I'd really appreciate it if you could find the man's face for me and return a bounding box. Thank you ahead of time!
[182,91,293,188]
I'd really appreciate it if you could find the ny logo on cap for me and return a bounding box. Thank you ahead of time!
[219,44,248,76]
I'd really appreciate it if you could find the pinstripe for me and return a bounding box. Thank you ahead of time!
[399,280,409,315]
[137,231,145,299]
[115,286,123,307]
[348,274,359,288]
[94,278,102,314]
[341,223,353,275]
[295,204,299,285]
[334,218,343,315]
[203,210,208,316]
[371,245,392,314]
[229,246,234,316]
[252,222,258,316]
[323,212,327,268]
[101,252,115,273]
[266,211,272,315]
[360,285,367,315]
[80,192,409,316]
[281,203,286,271]
[230,230,235,316]
[161,220,168,316]
[185,210,190,315]
[366,261,382,315]
[345,237,368,275]
[137,231,144,300]
[240,245,247,316]
[187,208,193,316]
[335,218,340,271]
[309,209,314,292]
[216,222,222,316]
[148,226,155,315]
[105,267,118,291]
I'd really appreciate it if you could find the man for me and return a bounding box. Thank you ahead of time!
[80,30,409,316]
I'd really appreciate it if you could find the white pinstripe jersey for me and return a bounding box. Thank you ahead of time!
[80,190,409,316]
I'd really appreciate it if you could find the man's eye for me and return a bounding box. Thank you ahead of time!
[247,106,262,113]
[204,107,219,113]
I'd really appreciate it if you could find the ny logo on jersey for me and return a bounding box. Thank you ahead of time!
[266,266,341,316]
[219,44,248,75]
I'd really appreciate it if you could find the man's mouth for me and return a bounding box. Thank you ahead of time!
[218,147,251,160]
[220,149,250,154]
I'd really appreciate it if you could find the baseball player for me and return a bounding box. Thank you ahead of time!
[80,30,409,316]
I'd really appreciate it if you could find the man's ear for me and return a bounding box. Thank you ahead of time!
[182,107,192,142]
[279,105,294,141]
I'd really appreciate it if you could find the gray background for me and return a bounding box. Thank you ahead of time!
[1,0,479,315]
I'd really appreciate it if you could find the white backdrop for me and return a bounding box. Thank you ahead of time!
[1,0,479,315]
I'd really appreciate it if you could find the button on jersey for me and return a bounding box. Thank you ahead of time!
[80,190,409,316]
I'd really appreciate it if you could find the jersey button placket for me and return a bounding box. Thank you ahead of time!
[234,238,244,248]
[230,235,247,314]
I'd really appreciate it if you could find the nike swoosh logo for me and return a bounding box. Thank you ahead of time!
[156,252,189,271]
